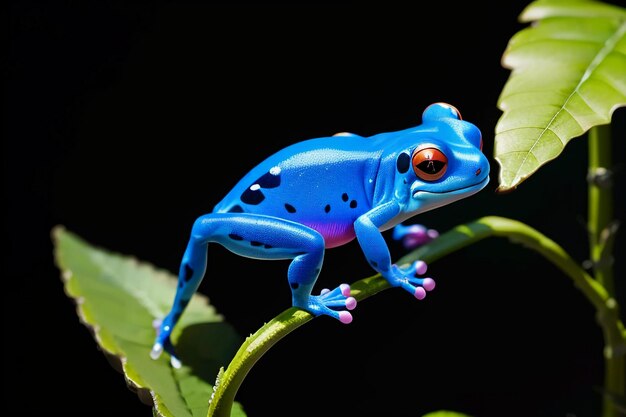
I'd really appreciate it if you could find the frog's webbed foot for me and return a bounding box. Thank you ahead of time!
[299,283,357,324]
[392,223,439,250]
[151,317,183,369]
[387,260,436,300]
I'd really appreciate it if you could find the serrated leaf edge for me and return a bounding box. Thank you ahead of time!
[52,225,210,417]
[495,8,626,191]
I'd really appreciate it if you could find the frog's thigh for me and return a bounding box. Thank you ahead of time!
[197,212,324,263]
[198,213,325,287]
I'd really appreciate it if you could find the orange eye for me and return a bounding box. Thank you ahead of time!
[412,147,448,181]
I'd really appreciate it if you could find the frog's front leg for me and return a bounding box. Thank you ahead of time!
[152,213,356,366]
[354,202,435,299]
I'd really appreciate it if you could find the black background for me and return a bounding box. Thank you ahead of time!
[6,1,626,416]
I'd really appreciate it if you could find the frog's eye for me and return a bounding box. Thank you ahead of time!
[412,147,448,181]
[442,103,462,120]
[423,102,462,121]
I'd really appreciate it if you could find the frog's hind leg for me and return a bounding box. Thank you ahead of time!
[151,212,356,367]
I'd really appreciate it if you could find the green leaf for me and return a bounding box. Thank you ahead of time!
[422,412,473,417]
[494,0,626,192]
[52,226,246,417]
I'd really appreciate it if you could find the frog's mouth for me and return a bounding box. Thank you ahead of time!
[411,176,490,200]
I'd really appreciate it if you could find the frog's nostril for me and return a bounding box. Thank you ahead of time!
[475,168,481,176]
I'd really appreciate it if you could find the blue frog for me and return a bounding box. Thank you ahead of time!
[151,102,490,367]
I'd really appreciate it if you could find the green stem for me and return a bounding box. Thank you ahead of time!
[588,125,623,417]
[588,125,615,294]
[207,308,314,417]
[207,216,625,417]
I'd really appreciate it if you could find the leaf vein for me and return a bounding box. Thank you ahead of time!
[497,125,560,135]
[169,361,194,416]
[589,72,626,97]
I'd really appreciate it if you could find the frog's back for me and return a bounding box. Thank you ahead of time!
[214,135,381,248]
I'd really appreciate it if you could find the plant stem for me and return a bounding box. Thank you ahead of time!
[206,216,625,417]
[207,269,392,417]
[207,308,313,417]
[588,125,624,417]
[588,125,615,293]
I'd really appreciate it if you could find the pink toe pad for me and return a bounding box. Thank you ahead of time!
[414,260,428,276]
[422,278,436,291]
[414,287,426,300]
[340,283,351,297]
[346,297,357,310]
[339,311,353,324]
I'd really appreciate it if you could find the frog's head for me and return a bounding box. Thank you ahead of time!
[391,102,490,216]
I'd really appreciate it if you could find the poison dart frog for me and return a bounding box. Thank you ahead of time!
[152,102,490,367]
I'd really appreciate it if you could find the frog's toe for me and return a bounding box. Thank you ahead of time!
[305,283,357,323]
[406,276,436,297]
[150,342,164,360]
[392,224,439,249]
[319,283,351,300]
[422,277,436,291]
[389,261,436,299]
[414,287,427,300]
[324,309,353,324]
[320,283,356,310]
[339,311,353,324]
[151,317,183,367]
[170,354,182,369]
[411,260,428,275]
[406,274,435,290]
[151,336,183,368]
[152,318,163,334]
[322,296,357,310]
[151,319,166,359]
[341,283,351,297]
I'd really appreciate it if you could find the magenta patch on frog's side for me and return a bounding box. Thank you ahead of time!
[305,222,356,248]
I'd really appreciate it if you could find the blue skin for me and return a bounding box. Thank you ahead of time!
[151,103,490,366]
